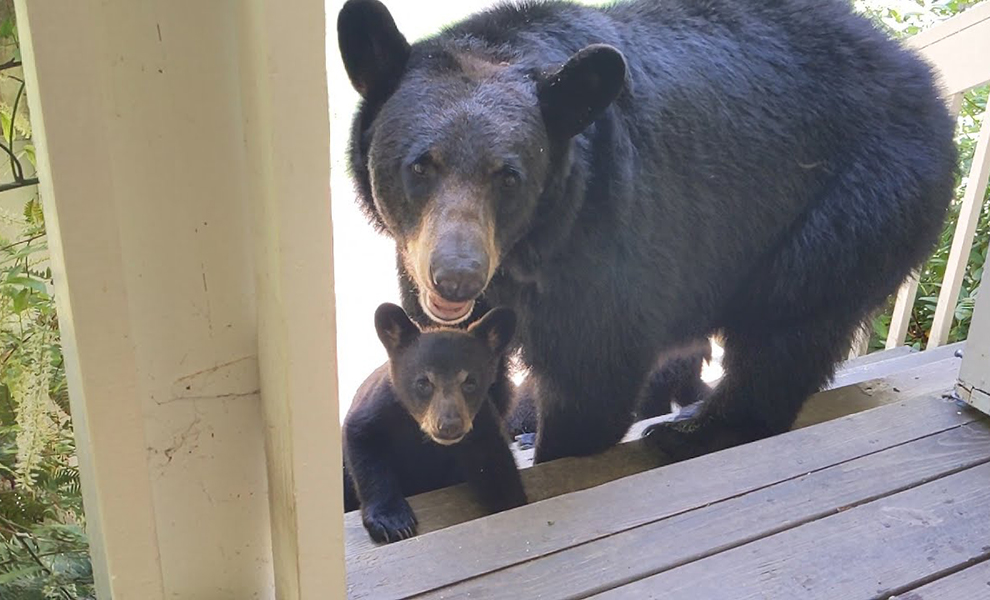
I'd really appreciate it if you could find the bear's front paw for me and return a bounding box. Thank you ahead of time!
[642,415,757,462]
[361,498,418,544]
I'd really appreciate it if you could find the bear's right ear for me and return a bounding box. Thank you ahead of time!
[375,302,420,353]
[468,307,517,356]
[337,0,411,99]
[538,44,627,139]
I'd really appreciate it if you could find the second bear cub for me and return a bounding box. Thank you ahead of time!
[343,302,527,543]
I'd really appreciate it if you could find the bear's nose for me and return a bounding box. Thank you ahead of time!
[435,416,466,441]
[430,261,486,302]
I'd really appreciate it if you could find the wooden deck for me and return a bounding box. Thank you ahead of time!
[344,345,990,599]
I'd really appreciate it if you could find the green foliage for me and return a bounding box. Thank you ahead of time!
[0,200,92,599]
[856,1,990,351]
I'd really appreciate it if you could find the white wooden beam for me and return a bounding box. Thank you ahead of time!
[239,0,345,597]
[957,279,990,416]
[929,110,990,348]
[908,1,990,97]
[848,322,872,359]
[885,275,920,349]
[14,0,341,597]
[14,3,166,597]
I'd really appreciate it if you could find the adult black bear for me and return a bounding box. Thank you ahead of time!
[343,303,525,543]
[338,0,956,463]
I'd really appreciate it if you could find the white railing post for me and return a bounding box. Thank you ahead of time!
[957,283,990,415]
[928,111,990,348]
[239,0,345,597]
[14,0,343,597]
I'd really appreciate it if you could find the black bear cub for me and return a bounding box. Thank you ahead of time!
[343,302,527,543]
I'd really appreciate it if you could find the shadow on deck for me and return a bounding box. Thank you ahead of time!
[344,342,990,599]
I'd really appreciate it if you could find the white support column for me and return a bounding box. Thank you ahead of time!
[957,284,990,415]
[15,0,342,598]
[928,105,990,349]
[14,5,166,597]
[239,0,344,597]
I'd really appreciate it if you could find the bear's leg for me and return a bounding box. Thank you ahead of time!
[532,367,642,463]
[642,315,858,461]
[637,345,712,419]
[455,401,527,512]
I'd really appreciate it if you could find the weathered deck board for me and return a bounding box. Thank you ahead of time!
[345,395,977,599]
[892,560,990,599]
[344,352,962,556]
[417,421,990,600]
[828,340,957,390]
[591,461,990,599]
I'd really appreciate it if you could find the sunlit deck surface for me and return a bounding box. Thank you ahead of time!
[344,343,990,599]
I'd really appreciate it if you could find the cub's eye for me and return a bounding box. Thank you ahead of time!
[414,378,434,396]
[409,156,434,178]
[497,167,521,190]
[461,378,478,394]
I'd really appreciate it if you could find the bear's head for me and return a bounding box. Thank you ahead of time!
[374,302,516,444]
[339,0,627,324]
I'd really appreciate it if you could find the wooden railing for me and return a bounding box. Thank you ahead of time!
[860,2,990,354]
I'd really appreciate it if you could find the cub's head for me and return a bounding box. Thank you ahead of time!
[339,0,627,324]
[374,302,516,444]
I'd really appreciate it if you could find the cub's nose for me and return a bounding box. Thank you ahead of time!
[434,416,467,443]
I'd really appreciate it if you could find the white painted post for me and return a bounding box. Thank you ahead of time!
[15,0,342,598]
[239,0,345,597]
[928,111,990,348]
[957,284,990,415]
[848,323,872,359]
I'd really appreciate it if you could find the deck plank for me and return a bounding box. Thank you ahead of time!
[591,461,990,600]
[891,560,990,599]
[418,421,990,600]
[345,395,978,599]
[345,354,961,556]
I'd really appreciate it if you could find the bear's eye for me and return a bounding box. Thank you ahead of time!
[461,378,478,394]
[496,166,521,190]
[414,378,434,396]
[409,155,434,178]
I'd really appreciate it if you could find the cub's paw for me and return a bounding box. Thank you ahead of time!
[361,498,418,544]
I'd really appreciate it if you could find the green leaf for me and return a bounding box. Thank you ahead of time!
[22,145,35,169]
[0,112,12,143]
[11,288,29,313]
[3,276,48,294]
[0,18,14,40]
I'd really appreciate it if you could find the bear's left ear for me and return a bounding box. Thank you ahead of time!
[538,44,627,139]
[375,302,420,354]
[338,0,411,99]
[468,308,517,356]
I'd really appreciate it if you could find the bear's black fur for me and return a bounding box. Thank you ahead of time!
[338,0,957,463]
[342,303,526,543]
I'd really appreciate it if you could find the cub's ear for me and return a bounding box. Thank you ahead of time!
[337,0,411,99]
[538,44,627,139]
[468,308,517,356]
[375,302,420,353]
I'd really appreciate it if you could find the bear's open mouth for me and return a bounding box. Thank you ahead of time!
[422,292,475,325]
